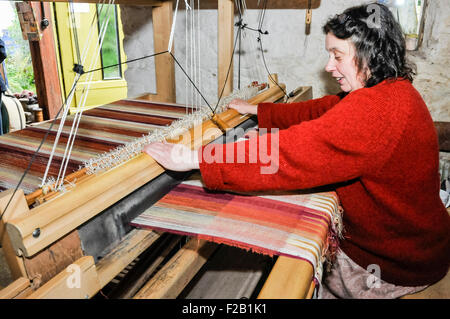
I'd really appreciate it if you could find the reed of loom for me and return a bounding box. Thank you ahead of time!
[23,83,267,207]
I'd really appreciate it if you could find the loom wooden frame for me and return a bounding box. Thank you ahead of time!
[1,0,319,299]
[1,84,320,299]
[4,84,285,257]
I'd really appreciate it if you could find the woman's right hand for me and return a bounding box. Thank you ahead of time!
[228,98,258,115]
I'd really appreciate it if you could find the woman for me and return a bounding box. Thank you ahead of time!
[143,3,449,298]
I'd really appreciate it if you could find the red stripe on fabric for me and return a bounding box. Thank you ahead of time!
[34,118,147,140]
[13,127,120,151]
[167,184,331,224]
[0,146,80,176]
[112,99,193,113]
[85,108,177,126]
[155,190,329,242]
[153,199,326,244]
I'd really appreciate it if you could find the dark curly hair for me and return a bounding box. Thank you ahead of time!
[323,3,416,87]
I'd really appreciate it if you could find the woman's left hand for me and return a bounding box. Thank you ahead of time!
[143,142,200,171]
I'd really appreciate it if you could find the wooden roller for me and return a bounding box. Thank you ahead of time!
[257,256,315,299]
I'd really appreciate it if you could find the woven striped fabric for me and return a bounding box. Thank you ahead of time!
[0,100,190,194]
[131,179,343,282]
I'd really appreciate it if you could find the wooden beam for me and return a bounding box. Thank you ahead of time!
[0,277,32,299]
[25,230,161,299]
[151,1,176,103]
[257,256,314,299]
[247,82,285,104]
[28,2,63,120]
[218,0,234,98]
[133,238,218,299]
[35,0,320,9]
[285,86,312,103]
[26,256,101,299]
[0,189,28,280]
[35,0,164,6]
[111,234,182,299]
[239,0,321,9]
[268,73,279,88]
[37,0,320,9]
[6,155,165,258]
[180,0,321,10]
[22,230,84,289]
[95,229,161,288]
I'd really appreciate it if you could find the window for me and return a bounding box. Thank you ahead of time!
[378,0,426,50]
[97,4,121,79]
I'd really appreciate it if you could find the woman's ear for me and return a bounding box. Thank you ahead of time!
[356,59,371,87]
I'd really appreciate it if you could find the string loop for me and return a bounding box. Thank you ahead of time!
[73,63,85,75]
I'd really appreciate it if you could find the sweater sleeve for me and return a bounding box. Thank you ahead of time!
[199,88,400,192]
[257,94,342,130]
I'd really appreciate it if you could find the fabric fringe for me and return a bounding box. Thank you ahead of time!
[314,205,344,298]
[323,205,345,272]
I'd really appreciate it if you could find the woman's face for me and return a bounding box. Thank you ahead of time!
[325,33,366,92]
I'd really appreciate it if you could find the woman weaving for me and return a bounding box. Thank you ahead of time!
[143,3,450,298]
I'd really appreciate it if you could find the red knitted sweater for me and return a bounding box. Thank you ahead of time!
[198,79,450,286]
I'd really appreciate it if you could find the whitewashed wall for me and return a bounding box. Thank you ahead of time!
[409,0,450,121]
[120,0,449,121]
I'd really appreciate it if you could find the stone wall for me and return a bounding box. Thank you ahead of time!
[120,0,449,121]
[409,0,450,121]
[120,6,156,97]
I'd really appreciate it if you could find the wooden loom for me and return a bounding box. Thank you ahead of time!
[0,0,318,299]
[0,83,316,299]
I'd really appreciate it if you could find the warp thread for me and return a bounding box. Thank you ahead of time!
[83,86,259,175]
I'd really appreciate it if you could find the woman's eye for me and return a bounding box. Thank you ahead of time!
[335,56,342,61]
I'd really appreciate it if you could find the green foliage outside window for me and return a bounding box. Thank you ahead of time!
[97,4,121,79]
[1,3,121,95]
[3,10,36,94]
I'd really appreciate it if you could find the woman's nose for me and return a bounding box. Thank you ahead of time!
[325,58,335,73]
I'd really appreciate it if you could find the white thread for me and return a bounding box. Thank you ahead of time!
[56,110,84,189]
[54,0,115,189]
[54,108,81,187]
[168,0,179,53]
[40,73,79,187]
[41,0,110,187]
